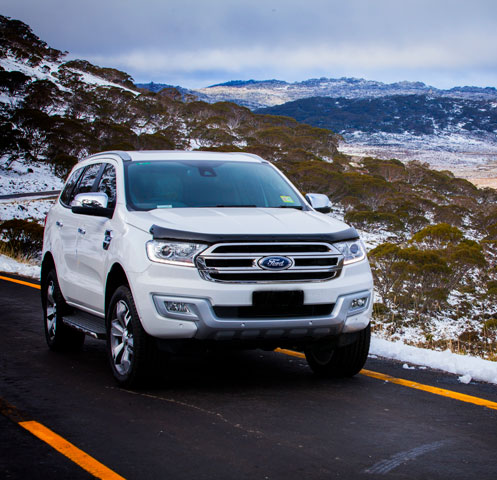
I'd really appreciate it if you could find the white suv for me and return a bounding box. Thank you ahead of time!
[42,150,373,386]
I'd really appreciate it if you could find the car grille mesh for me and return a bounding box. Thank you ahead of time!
[196,242,343,283]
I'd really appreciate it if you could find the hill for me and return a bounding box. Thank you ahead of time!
[255,95,497,136]
[192,77,497,110]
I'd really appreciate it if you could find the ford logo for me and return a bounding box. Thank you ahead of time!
[258,256,293,271]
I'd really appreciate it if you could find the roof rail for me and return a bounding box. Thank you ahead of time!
[87,151,132,161]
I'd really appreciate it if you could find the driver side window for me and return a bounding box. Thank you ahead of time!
[69,163,103,206]
[97,164,117,209]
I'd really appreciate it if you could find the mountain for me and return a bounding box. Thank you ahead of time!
[255,95,497,136]
[191,77,497,110]
[2,14,497,358]
[138,79,497,181]
[135,81,202,101]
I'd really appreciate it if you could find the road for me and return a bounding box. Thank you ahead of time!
[1,273,497,479]
[0,190,60,200]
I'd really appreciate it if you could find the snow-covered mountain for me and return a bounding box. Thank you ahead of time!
[191,77,497,110]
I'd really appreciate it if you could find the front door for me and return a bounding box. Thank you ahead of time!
[73,163,117,315]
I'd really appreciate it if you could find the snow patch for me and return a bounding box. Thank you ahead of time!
[371,336,497,384]
[0,158,64,195]
[0,254,40,279]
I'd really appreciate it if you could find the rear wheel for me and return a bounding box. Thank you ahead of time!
[43,269,85,351]
[305,324,371,377]
[107,286,162,387]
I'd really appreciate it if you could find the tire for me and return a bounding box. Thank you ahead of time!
[43,269,85,351]
[106,285,161,388]
[305,324,371,377]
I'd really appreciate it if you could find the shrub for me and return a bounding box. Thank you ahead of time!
[345,210,404,231]
[0,219,44,258]
[411,223,463,248]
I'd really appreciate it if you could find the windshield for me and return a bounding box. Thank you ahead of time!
[125,160,305,210]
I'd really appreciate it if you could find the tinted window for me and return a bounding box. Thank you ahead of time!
[125,160,304,211]
[97,164,117,209]
[60,167,84,207]
[69,163,103,206]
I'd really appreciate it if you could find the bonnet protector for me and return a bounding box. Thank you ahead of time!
[149,225,360,244]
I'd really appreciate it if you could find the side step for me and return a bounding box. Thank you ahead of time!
[63,310,106,339]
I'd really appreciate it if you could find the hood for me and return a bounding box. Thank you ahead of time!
[126,207,357,243]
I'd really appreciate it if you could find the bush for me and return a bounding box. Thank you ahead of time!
[345,210,404,231]
[51,153,78,179]
[0,219,44,258]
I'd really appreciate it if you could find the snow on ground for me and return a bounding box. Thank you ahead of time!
[0,158,64,195]
[339,132,497,188]
[370,337,497,385]
[0,197,55,223]
[0,253,40,279]
[0,56,140,96]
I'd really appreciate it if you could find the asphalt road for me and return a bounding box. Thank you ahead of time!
[1,274,497,479]
[0,190,60,200]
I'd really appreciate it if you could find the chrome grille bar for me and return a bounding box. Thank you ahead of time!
[196,242,344,283]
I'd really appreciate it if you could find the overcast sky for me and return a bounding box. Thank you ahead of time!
[3,0,497,89]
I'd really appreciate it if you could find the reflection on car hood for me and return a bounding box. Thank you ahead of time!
[126,207,352,238]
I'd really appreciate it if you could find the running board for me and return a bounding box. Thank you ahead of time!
[63,310,106,339]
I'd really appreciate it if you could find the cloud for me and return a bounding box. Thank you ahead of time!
[88,38,497,76]
[3,0,497,88]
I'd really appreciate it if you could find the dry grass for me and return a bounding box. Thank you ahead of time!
[468,178,497,190]
[0,241,38,264]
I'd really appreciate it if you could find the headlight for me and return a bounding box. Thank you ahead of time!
[146,240,207,266]
[334,239,366,265]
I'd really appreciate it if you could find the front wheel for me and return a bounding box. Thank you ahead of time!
[106,286,162,387]
[305,324,371,377]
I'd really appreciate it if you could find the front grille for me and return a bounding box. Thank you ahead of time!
[196,242,343,283]
[213,303,335,318]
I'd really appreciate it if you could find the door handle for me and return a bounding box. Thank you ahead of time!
[56,221,63,228]
[103,230,112,250]
[78,227,86,235]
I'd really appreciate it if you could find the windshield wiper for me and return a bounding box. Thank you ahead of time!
[278,205,304,210]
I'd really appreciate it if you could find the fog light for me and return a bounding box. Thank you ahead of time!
[165,301,191,314]
[351,297,367,309]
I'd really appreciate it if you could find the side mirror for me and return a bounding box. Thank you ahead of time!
[305,193,332,214]
[71,192,113,218]
[72,192,109,208]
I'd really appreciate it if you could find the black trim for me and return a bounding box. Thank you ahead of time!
[71,206,114,218]
[149,225,359,244]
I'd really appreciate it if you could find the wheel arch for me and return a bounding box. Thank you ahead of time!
[105,263,130,318]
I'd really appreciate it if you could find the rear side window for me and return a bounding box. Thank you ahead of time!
[97,164,117,209]
[60,167,84,207]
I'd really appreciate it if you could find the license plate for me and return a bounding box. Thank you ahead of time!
[252,290,304,307]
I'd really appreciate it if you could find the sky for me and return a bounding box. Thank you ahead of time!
[2,0,497,90]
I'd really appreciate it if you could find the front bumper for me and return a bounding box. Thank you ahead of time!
[151,289,372,341]
[128,257,373,340]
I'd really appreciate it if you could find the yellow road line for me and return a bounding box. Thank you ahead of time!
[19,421,126,480]
[275,348,305,359]
[0,274,40,290]
[276,348,497,411]
[361,369,497,411]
